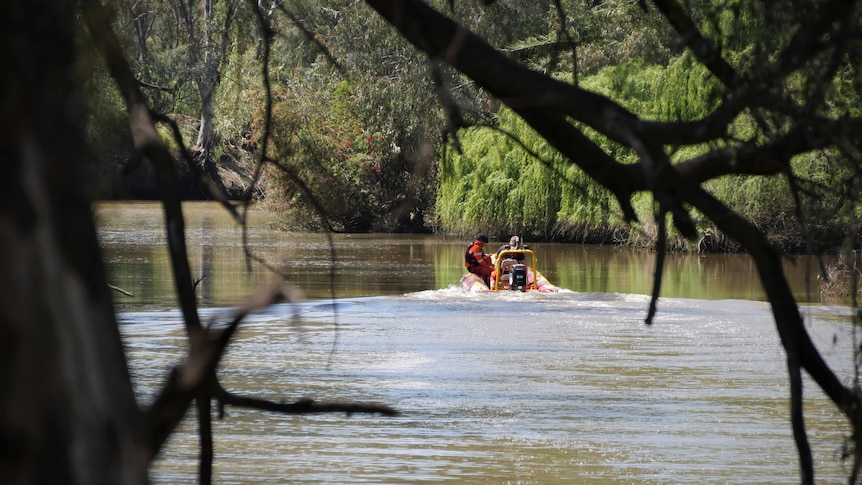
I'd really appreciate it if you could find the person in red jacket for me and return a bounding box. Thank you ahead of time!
[464,235,493,286]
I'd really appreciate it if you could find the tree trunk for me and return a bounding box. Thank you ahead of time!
[196,80,216,155]
[0,1,148,483]
[193,0,239,156]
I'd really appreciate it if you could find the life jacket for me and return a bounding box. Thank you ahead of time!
[464,241,483,268]
[464,242,475,268]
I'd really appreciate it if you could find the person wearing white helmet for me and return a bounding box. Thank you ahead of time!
[489,235,528,289]
[495,235,525,262]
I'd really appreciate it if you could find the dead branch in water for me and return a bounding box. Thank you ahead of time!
[108,284,134,297]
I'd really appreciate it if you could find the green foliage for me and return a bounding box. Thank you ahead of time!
[436,108,617,240]
[76,24,134,199]
[260,79,408,231]
[259,1,449,230]
[214,44,263,144]
[579,54,723,124]
[449,1,551,51]
[566,0,678,76]
[79,58,130,155]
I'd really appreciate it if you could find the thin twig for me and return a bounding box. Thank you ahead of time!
[108,284,134,297]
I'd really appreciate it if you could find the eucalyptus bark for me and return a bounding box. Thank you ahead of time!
[193,0,242,157]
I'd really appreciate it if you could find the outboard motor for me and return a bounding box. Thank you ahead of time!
[510,264,527,291]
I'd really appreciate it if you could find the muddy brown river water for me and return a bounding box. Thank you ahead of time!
[97,201,857,483]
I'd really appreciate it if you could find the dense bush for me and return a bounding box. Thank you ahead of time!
[259,79,410,231]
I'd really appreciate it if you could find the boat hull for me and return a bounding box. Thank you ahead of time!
[459,270,558,293]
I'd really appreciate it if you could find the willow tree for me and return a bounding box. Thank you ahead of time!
[362,0,862,483]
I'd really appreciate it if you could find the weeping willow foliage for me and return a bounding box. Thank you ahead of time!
[437,54,723,242]
[437,50,857,250]
[436,108,617,241]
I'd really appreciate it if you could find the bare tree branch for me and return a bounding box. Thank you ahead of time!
[137,78,177,94]
[215,392,398,417]
[788,357,814,484]
[108,284,134,297]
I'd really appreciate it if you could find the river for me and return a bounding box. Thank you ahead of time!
[96,201,857,483]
